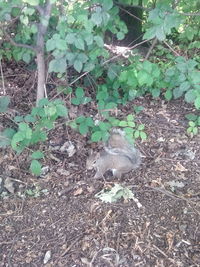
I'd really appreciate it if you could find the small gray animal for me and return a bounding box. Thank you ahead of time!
[86,129,141,178]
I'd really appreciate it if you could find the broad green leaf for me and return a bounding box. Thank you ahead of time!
[151,88,160,98]
[24,114,36,123]
[79,123,88,135]
[94,36,104,47]
[140,131,147,140]
[164,89,172,101]
[137,70,153,86]
[85,117,94,127]
[71,98,81,105]
[173,87,183,99]
[22,53,31,63]
[74,38,85,50]
[102,0,113,11]
[49,58,67,73]
[138,124,145,131]
[134,130,140,139]
[74,60,83,73]
[31,151,44,159]
[0,96,10,112]
[83,62,95,72]
[185,113,197,121]
[46,39,56,51]
[91,131,102,142]
[117,32,125,40]
[194,96,200,109]
[91,12,102,26]
[119,121,128,127]
[185,90,196,103]
[56,104,68,117]
[0,128,16,148]
[75,87,84,98]
[76,116,85,123]
[127,114,134,121]
[30,160,42,176]
[65,33,76,44]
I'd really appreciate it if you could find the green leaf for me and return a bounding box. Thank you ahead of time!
[152,88,160,98]
[46,39,56,51]
[138,124,145,131]
[185,90,196,103]
[0,96,10,112]
[65,33,76,44]
[85,117,94,127]
[31,151,44,160]
[134,130,140,139]
[0,128,16,148]
[74,60,83,73]
[19,123,32,139]
[91,12,102,26]
[189,121,195,127]
[83,62,95,72]
[127,121,135,127]
[94,36,104,47]
[102,0,113,11]
[140,131,147,140]
[56,104,68,117]
[194,96,200,109]
[91,131,102,142]
[119,121,128,127]
[38,98,49,107]
[164,89,172,101]
[79,123,88,135]
[76,116,85,123]
[185,113,197,121]
[22,53,31,63]
[30,160,42,176]
[49,58,67,73]
[71,97,81,105]
[75,87,84,98]
[74,38,85,50]
[127,114,134,121]
[137,70,153,86]
[24,114,36,123]
[117,32,125,40]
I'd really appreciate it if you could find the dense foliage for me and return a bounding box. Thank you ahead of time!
[0,0,200,174]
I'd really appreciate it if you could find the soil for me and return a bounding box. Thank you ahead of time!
[0,61,200,267]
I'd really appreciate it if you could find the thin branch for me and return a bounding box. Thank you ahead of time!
[113,1,151,11]
[145,37,157,60]
[163,41,181,57]
[118,6,143,22]
[4,31,37,52]
[0,58,6,95]
[179,12,200,16]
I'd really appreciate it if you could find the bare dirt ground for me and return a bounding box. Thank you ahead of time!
[0,62,200,267]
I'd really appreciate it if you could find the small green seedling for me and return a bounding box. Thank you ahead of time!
[185,113,200,137]
[71,87,91,105]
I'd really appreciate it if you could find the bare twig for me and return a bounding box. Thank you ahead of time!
[0,58,6,95]
[163,41,180,57]
[4,31,37,52]
[145,38,157,60]
[113,1,151,11]
[118,6,143,22]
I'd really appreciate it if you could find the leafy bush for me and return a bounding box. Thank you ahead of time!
[0,97,68,175]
